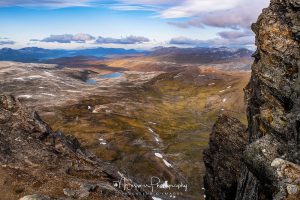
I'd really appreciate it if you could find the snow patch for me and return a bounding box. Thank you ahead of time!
[163,159,173,168]
[152,197,162,200]
[41,93,56,97]
[98,138,107,145]
[148,128,154,133]
[28,75,43,79]
[18,95,32,99]
[155,153,163,158]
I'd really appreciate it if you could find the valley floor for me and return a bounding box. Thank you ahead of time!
[0,60,250,200]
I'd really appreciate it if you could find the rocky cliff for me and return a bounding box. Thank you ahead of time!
[204,0,300,199]
[203,115,248,200]
[0,95,149,200]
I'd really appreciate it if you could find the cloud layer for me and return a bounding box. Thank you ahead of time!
[165,0,269,47]
[0,0,271,48]
[0,0,270,32]
[115,0,269,47]
[166,0,269,29]
[32,34,150,45]
[170,34,254,47]
[96,36,150,44]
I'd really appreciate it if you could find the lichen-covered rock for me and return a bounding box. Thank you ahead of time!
[203,115,247,200]
[240,0,300,199]
[0,95,150,200]
[243,134,284,185]
[204,0,300,199]
[246,0,300,144]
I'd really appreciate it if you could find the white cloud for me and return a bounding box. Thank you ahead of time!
[72,33,95,42]
[166,0,270,29]
[161,0,240,19]
[35,33,95,43]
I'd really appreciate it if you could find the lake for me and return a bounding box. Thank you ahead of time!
[86,72,124,84]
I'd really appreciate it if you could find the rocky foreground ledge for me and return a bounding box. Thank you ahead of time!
[0,95,149,200]
[203,115,248,200]
[204,0,300,200]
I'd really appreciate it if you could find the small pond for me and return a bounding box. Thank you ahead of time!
[86,72,124,85]
[99,72,123,79]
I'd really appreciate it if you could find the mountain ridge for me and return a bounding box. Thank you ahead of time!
[0,46,253,64]
[0,47,142,62]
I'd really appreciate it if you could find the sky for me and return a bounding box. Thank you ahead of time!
[0,0,270,50]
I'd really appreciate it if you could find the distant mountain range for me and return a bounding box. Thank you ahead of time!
[0,46,253,64]
[150,47,253,64]
[0,47,142,62]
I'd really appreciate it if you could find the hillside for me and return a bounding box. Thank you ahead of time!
[0,95,149,200]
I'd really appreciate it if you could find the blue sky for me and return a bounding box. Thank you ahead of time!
[0,0,270,49]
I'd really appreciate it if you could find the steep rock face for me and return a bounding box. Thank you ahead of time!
[204,0,300,199]
[0,95,149,200]
[241,0,300,199]
[203,115,247,200]
[246,0,300,145]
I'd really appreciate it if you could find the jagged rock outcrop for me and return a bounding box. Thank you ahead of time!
[204,0,300,199]
[0,95,149,200]
[203,115,247,200]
